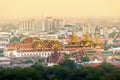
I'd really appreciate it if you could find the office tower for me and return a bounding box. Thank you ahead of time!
[19,20,35,30]
[45,17,53,32]
[35,19,45,32]
[53,19,65,30]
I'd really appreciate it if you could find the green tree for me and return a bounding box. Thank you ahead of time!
[98,63,115,73]
[108,32,116,38]
[59,59,76,69]
[38,58,45,62]
[9,37,20,43]
[85,76,100,80]
[24,59,33,64]
[0,49,3,56]
[33,58,45,66]
[64,54,69,59]
[81,57,90,64]
[0,49,3,53]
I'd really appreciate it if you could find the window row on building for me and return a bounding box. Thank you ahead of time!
[16,52,52,57]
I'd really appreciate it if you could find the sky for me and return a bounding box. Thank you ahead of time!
[0,0,120,19]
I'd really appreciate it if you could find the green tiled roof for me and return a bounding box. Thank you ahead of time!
[101,51,113,55]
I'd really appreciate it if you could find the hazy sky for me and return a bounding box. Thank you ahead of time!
[0,0,120,19]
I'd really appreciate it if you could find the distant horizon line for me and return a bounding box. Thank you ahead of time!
[0,16,120,21]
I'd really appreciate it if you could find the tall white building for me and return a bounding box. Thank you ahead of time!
[58,19,65,28]
[45,17,65,32]
[82,24,90,34]
[53,19,65,30]
[45,17,53,32]
[18,20,35,30]
[53,19,59,31]
[82,24,96,37]
[103,27,108,37]
[35,19,45,32]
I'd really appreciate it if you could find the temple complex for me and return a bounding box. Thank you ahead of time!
[64,31,89,62]
[69,32,79,45]
[65,32,82,51]
[93,34,103,49]
[80,32,92,47]
[45,50,63,66]
[4,37,63,58]
[80,32,103,60]
[64,30,104,61]
[4,29,104,62]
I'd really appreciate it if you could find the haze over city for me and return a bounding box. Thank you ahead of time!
[0,0,120,20]
[1,0,120,80]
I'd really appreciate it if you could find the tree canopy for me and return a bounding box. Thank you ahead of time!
[81,57,90,63]
[0,61,120,80]
[9,37,20,43]
[59,59,76,69]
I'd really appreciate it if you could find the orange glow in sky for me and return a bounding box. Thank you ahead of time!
[0,0,120,19]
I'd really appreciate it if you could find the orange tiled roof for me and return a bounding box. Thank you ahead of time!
[19,44,33,49]
[6,37,63,51]
[7,44,15,47]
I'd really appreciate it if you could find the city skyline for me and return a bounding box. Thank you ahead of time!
[0,0,120,20]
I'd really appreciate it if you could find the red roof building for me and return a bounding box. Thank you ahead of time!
[4,37,63,57]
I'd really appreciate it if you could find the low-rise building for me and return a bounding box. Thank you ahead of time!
[0,57,10,66]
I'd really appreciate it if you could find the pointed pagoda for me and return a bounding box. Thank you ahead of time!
[65,31,82,51]
[69,31,79,45]
[93,34,103,49]
[80,29,92,47]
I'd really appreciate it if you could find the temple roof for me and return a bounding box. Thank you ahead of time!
[19,44,33,49]
[6,37,63,51]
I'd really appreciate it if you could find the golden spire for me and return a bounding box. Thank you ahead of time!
[81,25,92,47]
[32,40,44,49]
[94,34,102,49]
[95,34,99,42]
[36,43,43,48]
[86,24,89,33]
[84,32,90,41]
[71,32,77,43]
[52,41,59,49]
[68,31,79,45]
[84,24,90,41]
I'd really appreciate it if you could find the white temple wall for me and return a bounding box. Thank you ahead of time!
[4,51,53,57]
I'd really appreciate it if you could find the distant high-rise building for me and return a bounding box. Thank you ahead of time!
[41,19,46,31]
[58,19,65,28]
[18,20,35,30]
[45,17,53,32]
[82,24,96,37]
[35,19,45,32]
[53,19,59,31]
[45,17,65,32]
[53,19,65,30]
[82,24,90,34]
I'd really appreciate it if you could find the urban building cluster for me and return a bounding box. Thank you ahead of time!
[0,17,120,66]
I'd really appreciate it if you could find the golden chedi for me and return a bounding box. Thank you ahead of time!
[69,32,79,45]
[51,40,62,50]
[32,40,44,50]
[80,32,92,47]
[94,34,102,49]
